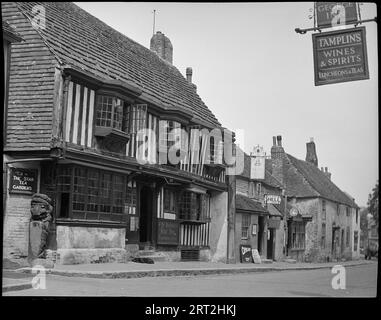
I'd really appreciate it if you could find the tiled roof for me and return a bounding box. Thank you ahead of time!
[236,194,268,214]
[285,153,358,208]
[239,152,284,189]
[12,2,221,128]
[2,20,23,41]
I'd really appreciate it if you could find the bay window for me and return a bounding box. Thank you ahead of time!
[57,165,136,223]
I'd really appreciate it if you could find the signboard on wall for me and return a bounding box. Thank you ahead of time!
[316,2,358,28]
[9,168,38,194]
[312,27,369,86]
[157,219,179,245]
[240,245,253,263]
[264,194,281,205]
[250,145,265,180]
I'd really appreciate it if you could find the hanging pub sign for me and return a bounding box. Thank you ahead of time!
[250,145,265,180]
[240,245,253,263]
[264,194,281,205]
[312,26,369,86]
[316,2,358,28]
[9,168,38,194]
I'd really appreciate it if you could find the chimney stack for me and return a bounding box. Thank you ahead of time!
[150,31,173,64]
[324,167,331,180]
[186,67,193,83]
[305,137,318,167]
[271,135,285,185]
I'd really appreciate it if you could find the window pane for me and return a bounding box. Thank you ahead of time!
[99,172,112,213]
[87,169,99,212]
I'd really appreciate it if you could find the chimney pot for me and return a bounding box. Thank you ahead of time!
[272,136,276,146]
[325,167,328,173]
[276,135,282,147]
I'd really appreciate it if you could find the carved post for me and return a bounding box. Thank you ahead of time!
[28,193,53,262]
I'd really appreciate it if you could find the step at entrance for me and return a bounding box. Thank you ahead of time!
[136,250,167,262]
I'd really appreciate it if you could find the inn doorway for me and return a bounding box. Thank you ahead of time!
[139,186,154,246]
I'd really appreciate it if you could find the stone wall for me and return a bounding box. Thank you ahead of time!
[3,158,40,259]
[56,226,126,264]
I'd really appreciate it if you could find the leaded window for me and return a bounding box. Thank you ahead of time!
[241,214,250,239]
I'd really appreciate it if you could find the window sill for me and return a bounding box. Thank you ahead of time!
[56,218,126,228]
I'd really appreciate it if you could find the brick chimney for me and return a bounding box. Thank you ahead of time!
[271,135,285,184]
[324,167,331,180]
[150,31,173,64]
[306,137,318,167]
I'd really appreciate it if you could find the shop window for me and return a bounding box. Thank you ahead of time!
[290,221,305,249]
[354,231,358,251]
[124,180,137,215]
[164,189,176,213]
[56,165,135,223]
[241,214,250,239]
[256,183,262,196]
[321,223,326,249]
[322,199,326,220]
[178,191,209,221]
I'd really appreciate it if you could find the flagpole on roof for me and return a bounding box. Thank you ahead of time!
[153,9,156,35]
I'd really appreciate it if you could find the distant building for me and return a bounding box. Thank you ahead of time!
[269,136,359,262]
[234,149,286,262]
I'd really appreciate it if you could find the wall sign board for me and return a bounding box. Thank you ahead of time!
[9,168,38,194]
[265,194,281,205]
[312,27,369,86]
[316,2,358,28]
[157,219,179,245]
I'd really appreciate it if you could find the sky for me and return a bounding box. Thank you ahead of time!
[75,2,378,207]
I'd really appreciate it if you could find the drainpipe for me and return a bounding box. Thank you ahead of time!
[226,173,236,263]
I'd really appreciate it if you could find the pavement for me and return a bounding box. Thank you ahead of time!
[2,258,376,293]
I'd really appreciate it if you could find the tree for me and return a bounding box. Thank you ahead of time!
[367,181,379,227]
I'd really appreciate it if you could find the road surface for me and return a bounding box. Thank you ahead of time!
[3,263,377,297]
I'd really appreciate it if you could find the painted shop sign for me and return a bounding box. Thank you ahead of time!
[312,27,369,86]
[240,245,253,263]
[9,168,38,194]
[316,2,358,28]
[264,194,281,205]
[157,219,179,245]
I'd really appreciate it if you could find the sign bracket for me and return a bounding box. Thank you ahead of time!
[295,17,377,34]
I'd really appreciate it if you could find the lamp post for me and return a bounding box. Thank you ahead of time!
[366,213,373,259]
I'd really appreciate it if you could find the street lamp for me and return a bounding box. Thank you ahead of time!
[366,213,373,259]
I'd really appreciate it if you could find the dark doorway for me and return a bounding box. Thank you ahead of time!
[332,227,339,260]
[258,216,264,255]
[139,186,153,244]
[267,228,275,260]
